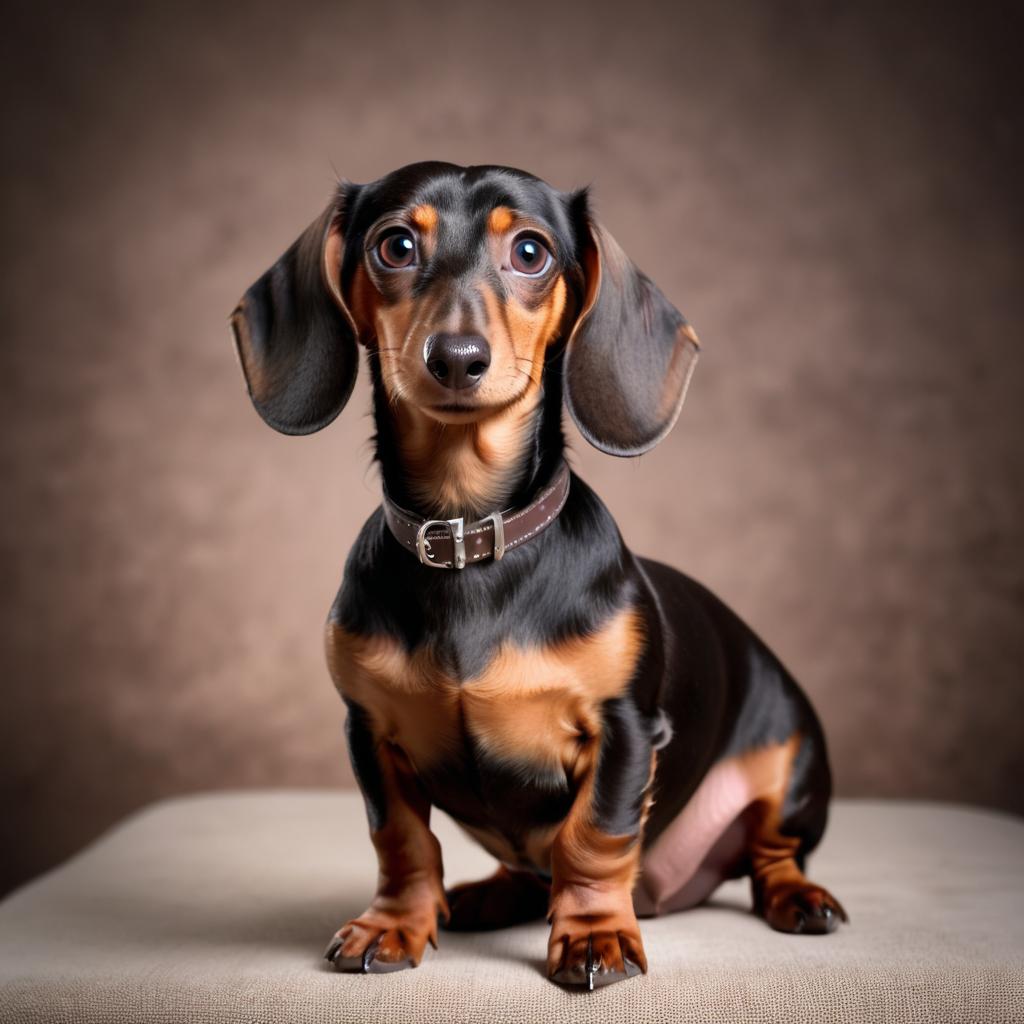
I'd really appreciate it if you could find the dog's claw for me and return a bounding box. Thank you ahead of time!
[323,937,342,963]
[326,929,420,974]
[332,935,374,972]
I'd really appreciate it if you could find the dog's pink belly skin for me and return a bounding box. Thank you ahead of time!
[633,758,755,917]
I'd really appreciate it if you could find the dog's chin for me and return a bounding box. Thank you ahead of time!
[419,402,508,426]
[405,389,528,426]
[423,404,489,425]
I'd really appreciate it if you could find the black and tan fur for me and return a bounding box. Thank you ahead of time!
[230,161,847,989]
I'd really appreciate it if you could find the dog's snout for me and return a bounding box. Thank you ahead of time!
[423,333,491,390]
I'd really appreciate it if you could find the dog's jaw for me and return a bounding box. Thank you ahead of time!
[385,386,545,520]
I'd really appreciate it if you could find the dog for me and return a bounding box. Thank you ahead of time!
[230,160,847,990]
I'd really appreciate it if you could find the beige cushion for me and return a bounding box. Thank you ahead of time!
[1,793,1022,1023]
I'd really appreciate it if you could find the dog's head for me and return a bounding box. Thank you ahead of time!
[231,161,699,456]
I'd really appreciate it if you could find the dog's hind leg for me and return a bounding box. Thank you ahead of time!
[747,733,848,935]
[637,732,847,932]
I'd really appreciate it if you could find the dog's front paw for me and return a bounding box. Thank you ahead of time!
[547,916,647,990]
[324,909,439,973]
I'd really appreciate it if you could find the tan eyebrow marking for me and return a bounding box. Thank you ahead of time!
[410,204,438,233]
[488,206,515,235]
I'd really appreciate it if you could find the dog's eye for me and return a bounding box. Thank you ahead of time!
[510,236,552,276]
[378,231,417,269]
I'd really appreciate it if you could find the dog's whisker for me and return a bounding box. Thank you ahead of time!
[512,366,542,388]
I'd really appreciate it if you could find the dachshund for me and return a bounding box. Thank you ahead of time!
[230,160,847,990]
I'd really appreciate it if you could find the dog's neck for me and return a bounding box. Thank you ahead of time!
[370,358,566,521]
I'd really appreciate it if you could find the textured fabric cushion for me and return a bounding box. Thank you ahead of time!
[0,793,1021,1023]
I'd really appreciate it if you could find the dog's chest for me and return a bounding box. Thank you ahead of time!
[326,608,643,865]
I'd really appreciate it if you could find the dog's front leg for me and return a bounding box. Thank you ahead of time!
[547,697,653,989]
[325,700,449,973]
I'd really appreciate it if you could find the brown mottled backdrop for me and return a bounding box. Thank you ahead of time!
[1,0,1022,896]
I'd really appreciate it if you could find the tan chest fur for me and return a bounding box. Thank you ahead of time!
[325,606,644,799]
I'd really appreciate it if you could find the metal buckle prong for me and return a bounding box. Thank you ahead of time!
[415,517,466,570]
[486,511,506,561]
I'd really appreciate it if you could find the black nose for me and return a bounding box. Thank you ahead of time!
[423,334,491,390]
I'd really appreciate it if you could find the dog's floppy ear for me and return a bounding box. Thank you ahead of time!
[564,197,700,457]
[230,190,359,435]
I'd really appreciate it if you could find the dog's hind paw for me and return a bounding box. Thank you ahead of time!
[761,882,848,935]
[443,866,550,932]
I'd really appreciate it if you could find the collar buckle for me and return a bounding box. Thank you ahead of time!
[415,517,466,570]
[384,460,570,571]
[486,511,506,561]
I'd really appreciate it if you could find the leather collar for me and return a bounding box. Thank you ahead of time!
[382,462,571,570]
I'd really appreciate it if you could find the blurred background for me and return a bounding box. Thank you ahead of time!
[1,0,1021,897]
